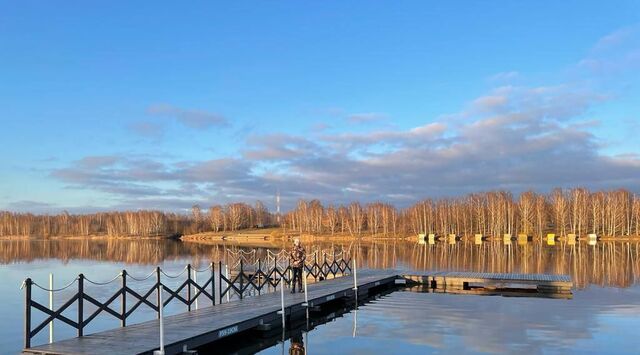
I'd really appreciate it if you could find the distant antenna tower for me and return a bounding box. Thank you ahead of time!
[276,189,281,224]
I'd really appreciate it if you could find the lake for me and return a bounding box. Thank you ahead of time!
[1,238,639,354]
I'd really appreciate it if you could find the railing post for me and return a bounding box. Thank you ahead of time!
[78,274,84,337]
[193,268,198,310]
[24,278,32,349]
[156,267,161,319]
[278,272,285,329]
[187,264,192,311]
[287,258,291,287]
[210,262,215,306]
[239,260,244,300]
[225,263,230,303]
[49,273,54,343]
[121,270,127,327]
[353,258,358,291]
[303,268,309,307]
[314,253,318,281]
[258,259,262,295]
[154,282,165,355]
[218,261,223,304]
[323,252,327,278]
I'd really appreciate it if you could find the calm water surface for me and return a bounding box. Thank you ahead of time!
[1,238,639,354]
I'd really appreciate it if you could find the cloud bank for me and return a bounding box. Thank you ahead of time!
[50,81,640,211]
[43,26,640,211]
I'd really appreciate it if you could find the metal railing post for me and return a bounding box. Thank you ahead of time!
[353,258,358,291]
[156,267,161,319]
[225,264,230,303]
[239,260,244,300]
[121,270,127,327]
[314,253,318,281]
[193,267,198,310]
[323,252,327,278]
[154,282,165,355]
[218,261,223,304]
[187,264,192,311]
[24,278,32,349]
[258,259,262,295]
[303,268,309,307]
[210,262,215,306]
[287,258,291,287]
[49,273,54,343]
[277,272,285,329]
[77,274,84,337]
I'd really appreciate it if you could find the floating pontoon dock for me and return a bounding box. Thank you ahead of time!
[23,270,572,355]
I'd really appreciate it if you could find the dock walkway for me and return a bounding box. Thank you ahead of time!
[24,270,398,355]
[24,270,572,355]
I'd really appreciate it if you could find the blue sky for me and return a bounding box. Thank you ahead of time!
[1,1,639,212]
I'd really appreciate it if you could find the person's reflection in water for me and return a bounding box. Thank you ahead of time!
[289,332,305,355]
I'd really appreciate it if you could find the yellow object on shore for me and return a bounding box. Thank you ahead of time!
[517,234,529,245]
[474,234,483,245]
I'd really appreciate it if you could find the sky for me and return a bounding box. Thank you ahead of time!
[1,1,639,213]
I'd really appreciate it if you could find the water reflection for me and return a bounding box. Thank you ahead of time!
[278,289,640,354]
[1,238,639,288]
[2,238,640,354]
[249,286,640,355]
[355,240,640,288]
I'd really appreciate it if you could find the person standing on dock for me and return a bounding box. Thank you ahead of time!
[290,238,306,293]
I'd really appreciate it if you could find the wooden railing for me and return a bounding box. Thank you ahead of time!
[21,250,351,349]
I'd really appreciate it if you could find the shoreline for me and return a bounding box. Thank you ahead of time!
[2,229,640,243]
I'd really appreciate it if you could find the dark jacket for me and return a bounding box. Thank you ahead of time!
[290,245,306,268]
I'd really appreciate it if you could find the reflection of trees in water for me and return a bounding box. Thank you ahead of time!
[1,239,638,288]
[0,239,225,265]
[350,241,640,288]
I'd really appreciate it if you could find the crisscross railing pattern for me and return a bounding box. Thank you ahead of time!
[218,253,352,303]
[22,263,216,349]
[22,249,352,349]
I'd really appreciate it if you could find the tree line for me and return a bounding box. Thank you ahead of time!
[0,201,274,238]
[282,188,640,237]
[1,188,639,238]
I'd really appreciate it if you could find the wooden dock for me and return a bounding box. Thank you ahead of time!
[23,270,572,355]
[403,271,573,296]
[24,270,398,355]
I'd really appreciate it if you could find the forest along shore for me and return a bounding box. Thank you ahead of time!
[2,188,640,240]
